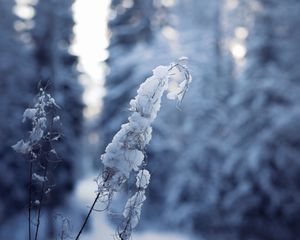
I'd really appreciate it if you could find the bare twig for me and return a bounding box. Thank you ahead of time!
[28,160,33,240]
[74,192,101,240]
[34,161,48,240]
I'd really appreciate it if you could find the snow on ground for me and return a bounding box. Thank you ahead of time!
[75,175,191,240]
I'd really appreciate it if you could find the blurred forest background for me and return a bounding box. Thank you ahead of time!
[1,0,300,239]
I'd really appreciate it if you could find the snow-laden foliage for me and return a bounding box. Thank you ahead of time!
[119,169,150,240]
[100,62,191,190]
[12,89,60,155]
[95,60,191,240]
[12,88,62,239]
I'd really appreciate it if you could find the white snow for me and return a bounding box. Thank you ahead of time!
[22,108,37,122]
[100,64,171,182]
[53,115,60,122]
[136,170,150,189]
[32,173,48,182]
[13,90,59,154]
[152,65,169,79]
[101,62,186,180]
[125,149,144,171]
[11,139,31,154]
[30,126,44,142]
[123,190,146,228]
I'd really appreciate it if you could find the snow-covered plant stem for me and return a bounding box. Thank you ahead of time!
[119,169,150,239]
[75,58,191,240]
[12,88,60,240]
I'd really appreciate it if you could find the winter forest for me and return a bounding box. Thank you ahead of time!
[1,0,300,239]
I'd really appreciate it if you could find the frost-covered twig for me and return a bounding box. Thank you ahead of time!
[75,58,191,240]
[119,169,150,239]
[12,88,60,240]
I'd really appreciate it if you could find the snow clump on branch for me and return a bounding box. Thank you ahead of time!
[97,58,192,240]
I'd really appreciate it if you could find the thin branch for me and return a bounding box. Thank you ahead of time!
[34,161,48,240]
[74,192,101,240]
[28,160,33,240]
[75,172,112,240]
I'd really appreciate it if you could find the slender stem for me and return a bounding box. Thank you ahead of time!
[74,192,100,240]
[75,171,112,240]
[28,161,33,240]
[34,162,48,240]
